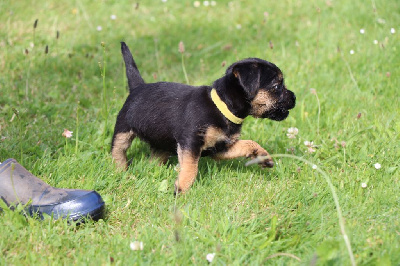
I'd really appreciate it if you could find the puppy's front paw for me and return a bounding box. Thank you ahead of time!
[244,155,274,168]
[247,151,274,168]
[259,157,274,168]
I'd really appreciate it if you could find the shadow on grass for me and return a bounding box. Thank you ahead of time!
[125,139,272,184]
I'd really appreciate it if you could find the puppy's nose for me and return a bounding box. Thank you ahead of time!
[289,93,296,109]
[285,90,296,110]
[279,90,296,109]
[291,94,296,109]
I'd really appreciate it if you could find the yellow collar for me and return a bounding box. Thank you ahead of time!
[210,89,244,124]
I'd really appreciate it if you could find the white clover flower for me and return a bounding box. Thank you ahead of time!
[350,49,354,55]
[287,127,299,139]
[360,28,365,34]
[236,24,242,30]
[390,28,396,34]
[130,241,144,251]
[110,14,117,20]
[161,0,167,2]
[211,1,216,6]
[62,129,73,138]
[361,182,367,188]
[374,163,381,169]
[96,26,102,31]
[193,1,200,7]
[206,253,215,263]
[373,40,378,45]
[312,164,317,170]
[377,18,385,24]
[304,141,317,153]
[203,0,209,6]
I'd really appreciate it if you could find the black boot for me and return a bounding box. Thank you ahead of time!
[0,158,105,222]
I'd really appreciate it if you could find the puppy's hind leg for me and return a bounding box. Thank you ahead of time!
[174,145,200,194]
[111,130,136,170]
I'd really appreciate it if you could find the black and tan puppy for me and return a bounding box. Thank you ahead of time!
[112,42,296,193]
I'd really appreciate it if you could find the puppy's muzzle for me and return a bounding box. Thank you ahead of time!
[283,89,296,110]
[264,89,296,121]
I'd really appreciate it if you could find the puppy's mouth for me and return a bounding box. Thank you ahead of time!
[262,90,296,121]
[263,108,290,121]
[250,89,296,120]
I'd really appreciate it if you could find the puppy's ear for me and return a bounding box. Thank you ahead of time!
[231,63,261,99]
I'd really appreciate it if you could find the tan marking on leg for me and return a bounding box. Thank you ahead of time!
[200,126,228,151]
[230,133,241,143]
[174,145,199,194]
[111,131,136,169]
[250,90,275,118]
[214,140,274,168]
[150,150,171,165]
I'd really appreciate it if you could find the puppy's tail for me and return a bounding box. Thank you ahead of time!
[121,42,145,91]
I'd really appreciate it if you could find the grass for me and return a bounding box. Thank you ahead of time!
[1,0,399,264]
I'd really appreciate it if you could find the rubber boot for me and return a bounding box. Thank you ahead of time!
[0,158,105,221]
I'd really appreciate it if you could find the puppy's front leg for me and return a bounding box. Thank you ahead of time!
[174,145,200,194]
[214,140,274,168]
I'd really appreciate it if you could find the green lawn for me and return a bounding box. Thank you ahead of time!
[1,0,399,264]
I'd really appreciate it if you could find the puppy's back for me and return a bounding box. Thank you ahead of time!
[124,82,213,152]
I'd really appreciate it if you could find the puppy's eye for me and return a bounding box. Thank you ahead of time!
[273,84,279,90]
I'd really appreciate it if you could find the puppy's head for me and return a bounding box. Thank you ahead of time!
[227,58,296,121]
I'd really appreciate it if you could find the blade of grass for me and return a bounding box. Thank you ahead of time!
[246,154,356,266]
